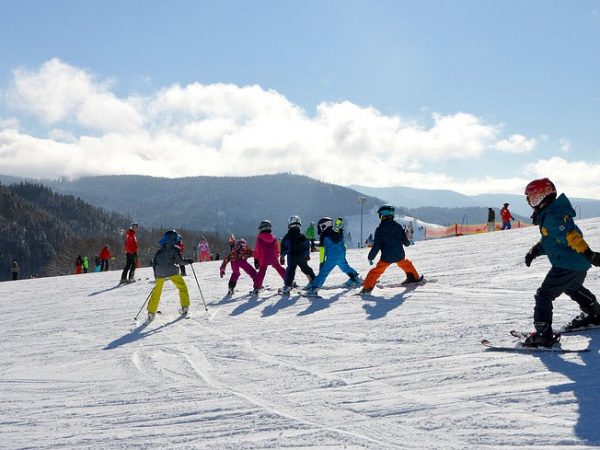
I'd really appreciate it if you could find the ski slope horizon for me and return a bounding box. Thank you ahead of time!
[2,219,600,449]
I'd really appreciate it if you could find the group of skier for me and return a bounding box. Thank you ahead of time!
[139,177,600,348]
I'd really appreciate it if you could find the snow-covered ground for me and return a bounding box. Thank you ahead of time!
[2,219,600,449]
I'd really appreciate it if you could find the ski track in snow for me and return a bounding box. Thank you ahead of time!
[2,219,600,448]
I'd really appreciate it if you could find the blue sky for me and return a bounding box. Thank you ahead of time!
[1,0,599,198]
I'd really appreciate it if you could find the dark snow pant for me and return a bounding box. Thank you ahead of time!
[534,267,597,326]
[121,252,137,281]
[284,258,316,287]
[100,259,109,271]
[12,272,18,281]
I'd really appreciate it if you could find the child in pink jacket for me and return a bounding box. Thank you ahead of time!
[252,220,286,294]
[220,238,257,295]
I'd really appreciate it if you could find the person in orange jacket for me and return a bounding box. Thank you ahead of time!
[500,203,515,230]
[120,223,139,283]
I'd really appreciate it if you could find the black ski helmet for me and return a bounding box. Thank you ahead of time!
[377,204,395,219]
[317,217,333,234]
[164,229,182,243]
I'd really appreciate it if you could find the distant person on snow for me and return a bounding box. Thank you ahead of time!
[198,237,211,262]
[279,216,316,295]
[360,205,422,295]
[75,255,83,274]
[99,244,111,271]
[365,233,374,247]
[147,230,194,322]
[522,178,600,347]
[304,217,360,295]
[11,259,19,280]
[120,223,139,284]
[220,238,257,295]
[305,222,317,252]
[252,220,286,294]
[487,208,496,232]
[500,203,515,230]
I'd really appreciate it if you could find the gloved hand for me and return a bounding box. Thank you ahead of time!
[525,244,541,267]
[184,258,194,264]
[584,248,600,267]
[219,268,225,278]
[368,259,374,266]
[304,255,311,262]
[254,259,260,270]
[279,256,285,265]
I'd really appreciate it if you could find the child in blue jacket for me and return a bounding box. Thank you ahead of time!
[523,178,600,347]
[305,217,360,295]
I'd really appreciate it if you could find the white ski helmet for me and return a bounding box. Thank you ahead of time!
[288,215,301,229]
[258,220,272,232]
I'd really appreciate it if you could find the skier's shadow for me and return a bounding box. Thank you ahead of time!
[262,295,299,317]
[89,284,123,296]
[361,291,409,320]
[103,316,184,350]
[536,332,600,445]
[297,291,344,316]
[230,295,265,316]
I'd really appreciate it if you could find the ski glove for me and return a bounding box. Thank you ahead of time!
[584,248,600,267]
[254,259,260,270]
[279,256,285,265]
[219,268,225,278]
[368,259,374,266]
[525,244,542,267]
[184,258,194,264]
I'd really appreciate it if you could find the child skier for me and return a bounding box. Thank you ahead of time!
[522,178,600,347]
[252,220,286,294]
[198,237,211,262]
[304,217,360,295]
[360,204,422,294]
[279,216,316,295]
[147,230,194,322]
[220,238,257,295]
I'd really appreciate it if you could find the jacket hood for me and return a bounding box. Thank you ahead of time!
[543,193,576,218]
[257,231,277,244]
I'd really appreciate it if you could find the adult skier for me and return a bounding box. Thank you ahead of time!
[99,244,111,271]
[120,223,139,283]
[500,203,515,230]
[522,178,600,347]
[147,230,194,322]
[360,204,422,294]
[279,216,316,295]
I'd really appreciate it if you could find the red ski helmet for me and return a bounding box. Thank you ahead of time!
[524,178,557,208]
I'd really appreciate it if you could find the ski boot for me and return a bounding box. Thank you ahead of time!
[401,274,424,286]
[522,322,560,348]
[180,306,189,317]
[344,276,361,287]
[360,287,373,295]
[565,312,600,330]
[279,285,293,296]
[147,312,156,322]
[227,287,235,296]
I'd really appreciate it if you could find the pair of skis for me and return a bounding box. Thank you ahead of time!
[482,325,600,353]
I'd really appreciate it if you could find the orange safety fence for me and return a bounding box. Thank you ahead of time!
[424,221,532,240]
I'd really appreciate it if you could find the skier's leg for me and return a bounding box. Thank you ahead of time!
[363,260,390,290]
[230,260,242,285]
[310,258,337,289]
[397,259,420,280]
[254,265,267,289]
[170,273,190,308]
[274,260,287,281]
[147,278,166,313]
[533,267,574,327]
[238,259,258,281]
[284,261,298,287]
[298,260,316,282]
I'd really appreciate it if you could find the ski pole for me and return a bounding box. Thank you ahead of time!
[134,287,155,321]
[190,262,208,311]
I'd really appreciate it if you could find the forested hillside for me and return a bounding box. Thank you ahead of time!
[0,183,228,281]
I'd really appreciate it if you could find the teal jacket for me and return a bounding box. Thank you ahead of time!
[536,194,591,272]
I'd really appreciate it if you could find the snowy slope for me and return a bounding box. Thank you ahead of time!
[2,220,600,449]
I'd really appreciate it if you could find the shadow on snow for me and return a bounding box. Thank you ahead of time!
[103,315,185,350]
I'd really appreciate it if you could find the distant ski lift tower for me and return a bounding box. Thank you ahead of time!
[358,196,367,248]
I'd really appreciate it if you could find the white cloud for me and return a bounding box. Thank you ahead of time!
[559,138,572,153]
[1,59,598,199]
[525,157,600,198]
[494,134,537,153]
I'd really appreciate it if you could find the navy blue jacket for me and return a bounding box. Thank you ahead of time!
[368,218,412,263]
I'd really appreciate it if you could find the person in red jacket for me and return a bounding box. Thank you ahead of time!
[120,223,139,283]
[99,244,111,271]
[500,203,515,230]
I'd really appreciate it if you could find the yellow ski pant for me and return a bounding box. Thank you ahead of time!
[147,274,190,314]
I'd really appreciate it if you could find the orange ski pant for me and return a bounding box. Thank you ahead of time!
[363,259,420,290]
